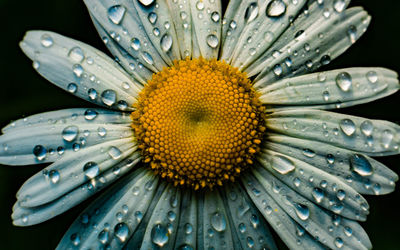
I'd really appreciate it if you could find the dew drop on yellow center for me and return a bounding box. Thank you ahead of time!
[131,58,265,190]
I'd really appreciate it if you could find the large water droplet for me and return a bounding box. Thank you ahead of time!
[336,72,352,92]
[334,237,344,248]
[206,34,219,48]
[381,129,394,149]
[70,233,80,246]
[302,148,316,158]
[67,83,77,93]
[88,88,97,100]
[210,212,227,232]
[40,34,54,48]
[271,155,296,174]
[101,90,117,106]
[142,52,154,65]
[350,154,373,176]
[185,223,193,234]
[83,162,99,179]
[294,203,310,220]
[48,169,60,184]
[108,5,126,25]
[211,11,220,23]
[131,38,141,51]
[68,47,85,63]
[339,119,356,136]
[360,120,373,136]
[138,0,154,6]
[62,125,79,142]
[312,187,324,203]
[108,146,122,160]
[148,12,157,24]
[333,0,346,13]
[33,145,47,161]
[114,223,129,242]
[160,34,173,52]
[72,64,84,78]
[98,229,109,244]
[244,3,259,23]
[366,71,378,83]
[266,0,286,18]
[84,109,98,121]
[151,224,169,247]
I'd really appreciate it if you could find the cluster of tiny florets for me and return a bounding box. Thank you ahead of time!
[131,58,265,190]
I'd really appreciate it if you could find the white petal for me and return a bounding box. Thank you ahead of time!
[267,109,400,156]
[250,7,370,84]
[91,16,153,84]
[265,134,398,195]
[242,173,326,250]
[17,138,137,207]
[198,190,234,250]
[222,183,277,250]
[251,166,372,249]
[20,31,142,111]
[173,190,197,249]
[257,150,370,221]
[12,153,141,226]
[83,0,167,72]
[190,0,222,59]
[258,68,399,110]
[56,169,158,249]
[229,0,307,69]
[131,0,182,63]
[0,109,133,165]
[137,185,181,249]
[166,0,193,58]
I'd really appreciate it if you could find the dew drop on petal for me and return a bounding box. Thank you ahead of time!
[131,38,141,51]
[98,229,109,244]
[108,146,122,160]
[148,12,157,24]
[294,203,309,220]
[40,34,54,48]
[206,34,219,48]
[70,233,80,246]
[381,129,394,149]
[98,127,107,137]
[68,47,85,63]
[312,187,324,203]
[83,162,99,179]
[84,109,98,120]
[114,223,129,242]
[88,88,98,100]
[336,72,352,92]
[49,169,60,184]
[210,212,227,232]
[366,71,378,83]
[339,119,356,136]
[151,224,169,247]
[350,154,373,176]
[62,125,79,142]
[266,0,286,18]
[108,5,126,25]
[72,64,84,78]
[271,155,295,174]
[33,145,47,161]
[333,0,346,13]
[347,25,357,44]
[101,89,117,106]
[160,34,173,52]
[185,223,193,234]
[334,237,344,248]
[138,0,154,7]
[211,11,220,22]
[67,83,78,93]
[244,3,259,23]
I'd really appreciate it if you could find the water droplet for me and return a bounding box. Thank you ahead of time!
[312,187,324,203]
[336,72,352,92]
[101,90,117,106]
[68,47,85,63]
[271,155,296,174]
[151,224,169,247]
[98,229,109,244]
[135,211,143,222]
[33,61,40,69]
[148,12,157,24]
[167,211,176,222]
[84,109,98,120]
[294,203,309,220]
[196,1,204,10]
[70,233,80,246]
[211,11,220,22]
[88,88,97,100]
[250,214,259,228]
[138,0,154,7]
[302,148,316,158]
[247,237,255,248]
[266,0,287,18]
[184,223,193,234]
[83,162,99,179]
[160,34,173,52]
[359,120,374,136]
[273,64,283,76]
[244,3,259,23]
[62,125,79,142]
[334,237,344,248]
[131,38,141,51]
[114,223,129,242]
[333,0,346,13]
[40,34,54,48]
[344,226,353,237]
[108,5,126,25]
[108,146,122,160]
[320,55,331,65]
[293,177,301,187]
[142,52,154,65]
[350,154,373,176]
[381,129,394,149]
[72,64,84,78]
[347,25,357,44]
[98,127,107,137]
[33,145,46,161]
[206,34,219,48]
[49,169,60,184]
[339,119,356,136]
[67,83,77,93]
[210,212,227,232]
[366,71,378,83]
[336,190,346,201]
[238,223,246,233]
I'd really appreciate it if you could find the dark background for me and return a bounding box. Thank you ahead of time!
[0,0,399,249]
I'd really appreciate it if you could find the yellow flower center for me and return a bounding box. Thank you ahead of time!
[131,58,265,189]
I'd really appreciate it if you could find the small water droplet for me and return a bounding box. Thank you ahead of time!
[184,223,193,234]
[294,203,309,220]
[238,223,246,233]
[142,52,154,65]
[336,72,352,92]
[381,129,394,149]
[196,1,204,10]
[247,237,255,248]
[312,187,324,203]
[344,226,353,237]
[302,149,316,158]
[273,64,283,76]
[67,83,77,93]
[271,155,296,174]
[148,12,157,24]
[108,146,122,160]
[84,109,98,120]
[70,233,80,246]
[40,34,54,48]
[347,25,357,44]
[210,212,227,232]
[250,214,259,228]
[68,47,85,63]
[339,119,356,136]
[244,3,259,23]
[33,145,47,161]
[266,0,287,18]
[88,88,97,100]
[206,34,219,48]
[72,64,84,78]
[62,125,79,142]
[114,223,129,242]
[98,127,107,137]
[131,38,141,51]
[151,224,169,247]
[350,154,373,176]
[334,237,344,248]
[83,162,99,179]
[49,169,60,184]
[336,190,346,201]
[98,229,109,244]
[366,71,378,83]
[138,0,154,6]
[101,90,117,106]
[211,11,220,22]
[108,5,126,25]
[160,34,173,52]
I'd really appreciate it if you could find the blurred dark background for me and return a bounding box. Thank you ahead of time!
[0,0,399,249]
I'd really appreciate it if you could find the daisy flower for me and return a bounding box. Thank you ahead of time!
[1,0,400,249]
